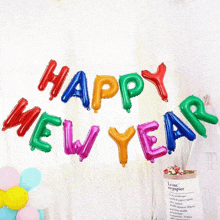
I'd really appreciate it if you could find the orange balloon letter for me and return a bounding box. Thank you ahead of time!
[108,126,136,167]
[92,76,119,113]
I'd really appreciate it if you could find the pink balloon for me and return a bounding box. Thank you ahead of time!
[137,121,167,163]
[63,120,100,161]
[16,206,39,220]
[0,166,20,191]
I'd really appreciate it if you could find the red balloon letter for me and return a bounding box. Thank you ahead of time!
[38,60,69,100]
[142,63,168,102]
[2,98,41,137]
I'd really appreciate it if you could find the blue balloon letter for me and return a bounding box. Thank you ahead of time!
[164,111,196,155]
[61,71,90,110]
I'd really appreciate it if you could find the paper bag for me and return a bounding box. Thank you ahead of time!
[164,172,204,220]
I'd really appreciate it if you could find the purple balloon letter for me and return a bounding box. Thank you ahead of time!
[63,120,100,161]
[137,121,167,163]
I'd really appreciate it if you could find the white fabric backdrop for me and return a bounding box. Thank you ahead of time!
[0,0,220,219]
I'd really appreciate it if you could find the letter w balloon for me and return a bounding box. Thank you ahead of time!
[63,120,100,161]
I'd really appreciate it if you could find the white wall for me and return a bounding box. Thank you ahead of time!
[0,0,220,219]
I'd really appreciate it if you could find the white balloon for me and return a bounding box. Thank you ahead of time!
[27,185,53,209]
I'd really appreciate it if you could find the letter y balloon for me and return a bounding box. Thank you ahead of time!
[142,63,168,102]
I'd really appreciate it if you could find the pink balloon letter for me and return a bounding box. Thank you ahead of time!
[63,120,100,162]
[137,121,167,163]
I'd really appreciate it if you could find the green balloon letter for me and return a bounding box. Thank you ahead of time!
[119,73,144,113]
[179,95,218,138]
[29,112,62,152]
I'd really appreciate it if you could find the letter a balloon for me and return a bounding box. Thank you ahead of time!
[164,111,196,154]
[61,71,90,110]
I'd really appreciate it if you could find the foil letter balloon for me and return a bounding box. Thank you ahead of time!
[29,112,62,152]
[164,112,196,154]
[108,126,136,167]
[2,98,41,137]
[119,73,144,113]
[141,63,168,102]
[137,121,167,163]
[179,95,219,138]
[61,71,90,110]
[63,120,100,161]
[38,60,69,101]
[92,76,118,113]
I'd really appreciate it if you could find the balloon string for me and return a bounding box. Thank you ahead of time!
[203,95,220,127]
[203,94,210,106]
[210,104,220,127]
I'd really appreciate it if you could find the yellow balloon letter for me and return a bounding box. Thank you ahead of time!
[108,126,136,167]
[92,76,119,113]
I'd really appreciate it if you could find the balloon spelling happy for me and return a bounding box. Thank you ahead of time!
[92,76,119,113]
[108,126,136,167]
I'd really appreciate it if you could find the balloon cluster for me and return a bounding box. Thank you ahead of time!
[2,60,219,167]
[0,167,51,220]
